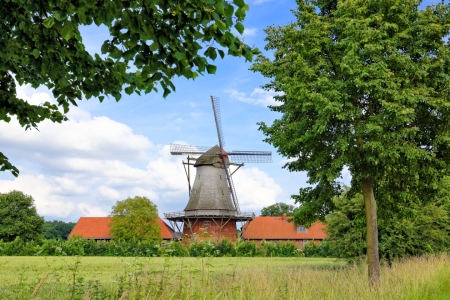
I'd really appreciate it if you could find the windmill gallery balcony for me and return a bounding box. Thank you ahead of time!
[164,210,255,221]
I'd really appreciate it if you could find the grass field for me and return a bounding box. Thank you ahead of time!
[0,254,448,299]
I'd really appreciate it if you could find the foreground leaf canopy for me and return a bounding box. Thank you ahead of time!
[0,0,257,176]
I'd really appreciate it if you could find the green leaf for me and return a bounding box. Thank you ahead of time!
[214,2,225,14]
[58,77,70,88]
[43,17,55,28]
[218,49,225,59]
[152,72,162,81]
[53,10,67,21]
[235,8,246,20]
[150,42,159,51]
[233,0,246,8]
[206,64,217,74]
[60,23,73,41]
[159,35,169,45]
[101,41,109,54]
[173,51,185,61]
[125,86,134,95]
[163,87,171,98]
[205,47,217,60]
[234,22,244,34]
[32,49,39,59]
[216,20,227,31]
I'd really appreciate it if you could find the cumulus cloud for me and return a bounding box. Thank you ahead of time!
[243,28,258,37]
[225,88,282,107]
[0,172,76,218]
[233,167,283,213]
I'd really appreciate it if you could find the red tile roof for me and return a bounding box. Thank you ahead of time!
[68,217,175,240]
[242,216,328,240]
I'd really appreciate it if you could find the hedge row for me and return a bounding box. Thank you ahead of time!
[0,237,333,257]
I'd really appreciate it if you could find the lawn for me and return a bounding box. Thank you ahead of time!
[0,255,448,299]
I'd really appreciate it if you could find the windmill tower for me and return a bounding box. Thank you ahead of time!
[164,96,272,242]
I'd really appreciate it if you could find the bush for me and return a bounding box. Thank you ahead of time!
[189,240,217,257]
[0,238,335,257]
[235,241,258,257]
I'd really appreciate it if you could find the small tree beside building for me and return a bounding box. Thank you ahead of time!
[109,196,161,241]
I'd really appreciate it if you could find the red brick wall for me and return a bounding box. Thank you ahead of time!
[182,218,237,243]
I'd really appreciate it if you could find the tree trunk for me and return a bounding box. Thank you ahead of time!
[362,176,380,286]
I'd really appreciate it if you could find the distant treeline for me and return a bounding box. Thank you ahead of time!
[0,238,331,258]
[43,221,76,240]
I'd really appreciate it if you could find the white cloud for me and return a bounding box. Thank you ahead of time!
[16,82,55,105]
[341,165,352,185]
[233,167,283,213]
[225,88,282,107]
[97,186,121,200]
[252,0,274,4]
[77,203,108,217]
[0,173,76,218]
[243,28,258,37]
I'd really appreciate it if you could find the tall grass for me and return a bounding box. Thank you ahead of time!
[0,254,448,299]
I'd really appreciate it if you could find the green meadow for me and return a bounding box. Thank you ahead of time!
[0,255,449,299]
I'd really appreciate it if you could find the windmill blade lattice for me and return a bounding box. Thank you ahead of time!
[170,144,272,163]
[211,96,225,149]
[170,144,214,156]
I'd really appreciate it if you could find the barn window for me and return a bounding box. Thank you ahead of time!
[203,221,211,227]
[297,226,308,233]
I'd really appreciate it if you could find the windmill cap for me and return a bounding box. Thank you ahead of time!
[194,145,230,167]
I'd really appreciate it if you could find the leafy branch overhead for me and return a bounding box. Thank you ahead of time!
[0,0,257,176]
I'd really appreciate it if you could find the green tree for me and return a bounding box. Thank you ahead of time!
[260,202,295,216]
[0,190,44,242]
[42,220,76,240]
[326,180,450,261]
[1,0,257,177]
[109,196,161,241]
[252,0,450,285]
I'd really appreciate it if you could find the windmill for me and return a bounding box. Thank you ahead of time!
[164,96,272,242]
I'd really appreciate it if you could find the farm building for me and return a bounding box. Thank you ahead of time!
[69,215,328,247]
[241,215,328,248]
[68,217,178,241]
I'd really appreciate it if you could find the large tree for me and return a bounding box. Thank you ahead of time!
[109,196,161,241]
[260,202,295,216]
[0,190,44,242]
[252,0,450,285]
[0,0,256,176]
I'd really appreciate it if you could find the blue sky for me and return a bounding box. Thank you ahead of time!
[0,0,439,221]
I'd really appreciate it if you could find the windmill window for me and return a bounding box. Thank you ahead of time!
[203,221,211,227]
[297,226,308,233]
